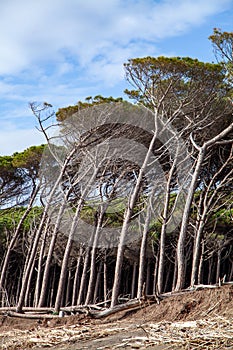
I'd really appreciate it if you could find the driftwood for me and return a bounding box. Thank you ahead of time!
[6,311,59,319]
[0,282,231,320]
[90,299,148,319]
[0,315,232,349]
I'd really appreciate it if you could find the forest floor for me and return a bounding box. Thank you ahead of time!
[0,284,232,349]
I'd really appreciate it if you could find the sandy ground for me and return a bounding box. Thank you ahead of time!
[0,285,232,349]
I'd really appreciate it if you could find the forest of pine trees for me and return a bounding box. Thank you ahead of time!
[0,29,232,313]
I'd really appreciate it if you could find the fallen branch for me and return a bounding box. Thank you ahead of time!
[6,311,59,319]
[90,297,159,319]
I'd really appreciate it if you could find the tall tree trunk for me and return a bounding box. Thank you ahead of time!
[54,203,82,312]
[65,268,72,306]
[157,159,176,294]
[197,240,205,285]
[49,265,56,307]
[71,251,82,306]
[176,122,233,291]
[0,184,40,289]
[111,119,159,307]
[38,196,69,307]
[146,259,151,296]
[208,256,214,285]
[172,258,178,291]
[77,246,91,305]
[175,147,206,291]
[16,268,23,304]
[216,247,222,284]
[16,149,76,313]
[164,262,171,292]
[229,259,233,281]
[103,256,108,304]
[153,253,159,295]
[93,261,103,303]
[131,261,137,298]
[25,258,36,307]
[137,206,151,298]
[85,206,105,305]
[54,164,99,312]
[34,218,49,307]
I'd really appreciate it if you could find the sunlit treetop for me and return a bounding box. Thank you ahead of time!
[56,95,123,122]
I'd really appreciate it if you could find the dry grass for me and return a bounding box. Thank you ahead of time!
[0,316,232,349]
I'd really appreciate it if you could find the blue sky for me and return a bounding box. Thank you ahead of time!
[0,0,233,155]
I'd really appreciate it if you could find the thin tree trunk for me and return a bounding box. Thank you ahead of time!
[0,185,40,289]
[16,149,76,313]
[164,262,171,292]
[85,206,105,305]
[131,261,137,298]
[176,122,233,291]
[172,258,178,291]
[137,206,151,298]
[54,204,82,312]
[77,246,91,305]
[38,196,69,307]
[65,268,72,306]
[34,218,49,307]
[103,257,108,304]
[197,240,205,285]
[208,256,214,285]
[153,254,159,295]
[175,147,206,291]
[16,269,23,304]
[146,260,151,296]
[25,258,36,307]
[229,259,233,281]
[157,158,176,294]
[49,266,56,307]
[93,261,103,303]
[54,164,99,312]
[111,116,159,307]
[216,248,222,284]
[71,251,82,306]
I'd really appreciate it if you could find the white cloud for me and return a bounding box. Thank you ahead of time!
[0,0,231,75]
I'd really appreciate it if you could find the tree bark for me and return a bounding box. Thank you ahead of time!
[175,147,206,291]
[111,114,159,307]
[131,261,137,298]
[71,251,82,306]
[85,206,105,305]
[34,218,49,307]
[16,148,76,313]
[0,184,40,289]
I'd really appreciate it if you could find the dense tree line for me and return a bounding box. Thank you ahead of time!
[0,30,232,311]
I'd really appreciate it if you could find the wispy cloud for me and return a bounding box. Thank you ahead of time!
[0,0,231,76]
[0,0,232,154]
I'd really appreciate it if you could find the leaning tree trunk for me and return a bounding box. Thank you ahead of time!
[0,184,40,289]
[34,217,49,307]
[85,206,105,305]
[16,148,76,313]
[93,260,103,303]
[176,122,233,291]
[157,160,175,294]
[197,240,205,285]
[175,147,206,291]
[137,205,151,298]
[54,201,84,312]
[38,194,71,307]
[71,250,83,306]
[111,117,159,307]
